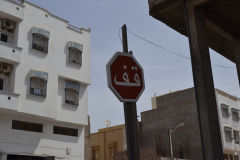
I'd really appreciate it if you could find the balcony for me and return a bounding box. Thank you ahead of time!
[0,41,22,63]
[0,91,19,111]
[0,0,24,21]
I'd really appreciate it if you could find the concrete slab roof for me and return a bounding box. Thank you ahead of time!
[148,0,240,63]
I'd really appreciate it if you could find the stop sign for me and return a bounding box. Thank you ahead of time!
[106,52,145,102]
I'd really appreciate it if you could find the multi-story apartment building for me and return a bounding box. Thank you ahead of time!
[0,1,90,160]
[216,89,240,160]
[148,88,240,160]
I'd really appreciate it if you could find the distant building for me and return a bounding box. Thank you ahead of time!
[145,88,240,160]
[90,125,127,160]
[0,1,90,160]
[91,88,240,160]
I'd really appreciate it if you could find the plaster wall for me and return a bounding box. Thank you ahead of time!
[0,113,85,160]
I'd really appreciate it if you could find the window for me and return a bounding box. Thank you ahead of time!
[224,126,233,142]
[65,88,79,105]
[12,120,43,133]
[223,154,229,160]
[53,126,78,137]
[0,79,3,90]
[109,143,117,160]
[232,108,239,121]
[7,155,47,160]
[29,70,48,97]
[0,33,8,43]
[65,81,80,106]
[30,77,47,97]
[233,130,240,144]
[92,146,100,160]
[32,27,50,53]
[67,41,83,65]
[221,104,230,118]
[32,34,48,53]
[69,48,82,65]
[0,19,15,43]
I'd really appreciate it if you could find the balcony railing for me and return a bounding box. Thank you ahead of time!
[0,90,19,111]
[0,41,22,63]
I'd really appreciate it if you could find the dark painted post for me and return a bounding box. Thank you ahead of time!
[234,46,240,86]
[122,24,140,160]
[183,0,224,159]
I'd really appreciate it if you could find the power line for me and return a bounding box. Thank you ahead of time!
[128,29,190,60]
[119,28,235,70]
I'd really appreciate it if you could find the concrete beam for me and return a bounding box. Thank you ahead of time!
[192,0,215,6]
[206,19,236,43]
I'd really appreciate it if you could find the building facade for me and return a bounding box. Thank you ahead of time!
[142,88,202,160]
[0,1,90,160]
[147,88,240,160]
[215,89,240,160]
[90,125,127,160]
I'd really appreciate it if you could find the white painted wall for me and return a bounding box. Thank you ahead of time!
[0,113,85,160]
[0,0,24,21]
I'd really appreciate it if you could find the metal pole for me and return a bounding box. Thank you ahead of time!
[168,129,174,160]
[122,24,140,160]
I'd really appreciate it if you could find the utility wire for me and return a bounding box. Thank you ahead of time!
[128,29,190,60]
[118,28,235,69]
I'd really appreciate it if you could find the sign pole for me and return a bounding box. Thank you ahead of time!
[122,24,140,160]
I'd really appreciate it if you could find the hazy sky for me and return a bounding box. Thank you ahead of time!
[28,0,240,133]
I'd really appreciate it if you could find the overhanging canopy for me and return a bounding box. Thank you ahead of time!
[148,0,240,63]
[29,70,48,81]
[32,27,50,39]
[65,81,80,92]
[67,41,83,53]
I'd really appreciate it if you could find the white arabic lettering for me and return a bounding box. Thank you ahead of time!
[114,72,141,87]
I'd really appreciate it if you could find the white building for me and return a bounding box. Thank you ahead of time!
[0,1,90,160]
[216,89,240,160]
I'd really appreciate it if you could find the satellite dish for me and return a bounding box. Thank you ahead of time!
[105,120,111,128]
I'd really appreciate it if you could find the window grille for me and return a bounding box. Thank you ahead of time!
[12,120,43,133]
[231,108,239,121]
[67,41,83,65]
[32,34,48,53]
[30,77,47,97]
[233,130,240,144]
[221,104,230,118]
[65,81,80,106]
[69,48,82,65]
[53,126,78,137]
[224,126,233,142]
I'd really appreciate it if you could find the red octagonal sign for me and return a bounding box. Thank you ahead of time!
[106,52,145,102]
